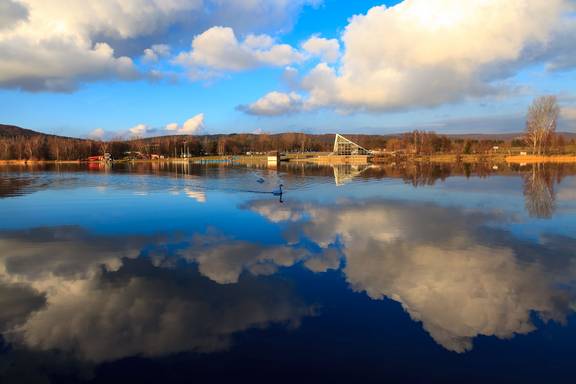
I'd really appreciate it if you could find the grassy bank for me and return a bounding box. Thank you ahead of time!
[373,154,507,164]
[0,160,82,165]
[506,155,576,164]
[376,153,576,164]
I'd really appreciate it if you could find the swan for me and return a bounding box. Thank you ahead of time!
[257,177,265,184]
[272,184,284,196]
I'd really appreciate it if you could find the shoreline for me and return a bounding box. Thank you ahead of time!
[0,160,82,165]
[2,154,576,166]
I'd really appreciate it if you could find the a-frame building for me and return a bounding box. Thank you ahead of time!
[332,134,371,156]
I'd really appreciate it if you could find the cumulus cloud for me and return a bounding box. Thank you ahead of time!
[90,114,205,139]
[238,91,303,116]
[0,40,137,92]
[245,0,576,115]
[88,128,106,140]
[0,0,319,91]
[307,0,575,112]
[142,44,171,63]
[175,27,304,77]
[0,0,28,30]
[302,35,340,63]
[164,113,205,135]
[250,199,576,352]
[129,123,152,137]
[165,123,179,131]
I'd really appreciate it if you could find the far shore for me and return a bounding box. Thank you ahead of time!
[2,154,576,166]
[0,160,82,165]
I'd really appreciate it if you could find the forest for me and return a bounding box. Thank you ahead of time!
[1,124,575,161]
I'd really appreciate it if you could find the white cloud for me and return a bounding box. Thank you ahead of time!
[243,34,275,49]
[164,113,205,135]
[142,44,171,63]
[129,123,150,137]
[174,26,304,76]
[88,128,106,140]
[246,0,576,115]
[307,0,574,112]
[239,91,303,116]
[87,114,205,140]
[0,0,319,91]
[0,0,28,31]
[302,35,340,63]
[182,114,205,134]
[165,122,179,131]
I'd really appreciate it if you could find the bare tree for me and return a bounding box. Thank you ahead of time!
[525,96,559,155]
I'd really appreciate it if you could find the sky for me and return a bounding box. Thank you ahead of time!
[0,0,575,139]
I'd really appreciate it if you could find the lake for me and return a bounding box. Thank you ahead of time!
[1,162,576,383]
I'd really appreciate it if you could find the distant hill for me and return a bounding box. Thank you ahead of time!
[0,124,43,137]
[1,123,574,142]
[0,124,81,140]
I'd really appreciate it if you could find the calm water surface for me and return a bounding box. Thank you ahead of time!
[1,162,575,383]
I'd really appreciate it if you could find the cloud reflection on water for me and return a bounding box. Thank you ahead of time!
[2,194,576,356]
[1,192,575,359]
[249,199,576,352]
[0,227,313,362]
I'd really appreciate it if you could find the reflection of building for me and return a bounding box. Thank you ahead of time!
[332,164,372,186]
[333,134,371,156]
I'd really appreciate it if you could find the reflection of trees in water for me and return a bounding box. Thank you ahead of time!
[383,162,496,187]
[401,163,453,187]
[523,164,559,218]
[0,176,36,198]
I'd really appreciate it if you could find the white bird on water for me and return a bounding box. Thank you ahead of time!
[272,184,284,196]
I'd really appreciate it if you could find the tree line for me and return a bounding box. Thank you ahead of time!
[2,130,574,161]
[0,96,573,161]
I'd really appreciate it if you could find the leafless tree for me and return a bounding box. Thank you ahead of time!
[525,96,560,155]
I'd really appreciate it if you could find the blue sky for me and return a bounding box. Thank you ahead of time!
[0,0,575,138]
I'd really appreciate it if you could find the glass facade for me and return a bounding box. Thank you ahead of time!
[333,135,370,156]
